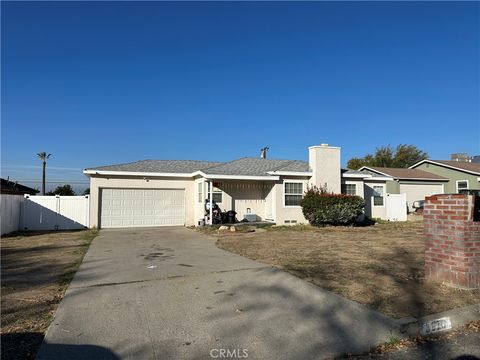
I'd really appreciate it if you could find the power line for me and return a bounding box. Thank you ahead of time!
[11,180,89,184]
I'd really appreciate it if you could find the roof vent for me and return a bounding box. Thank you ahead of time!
[260,146,269,159]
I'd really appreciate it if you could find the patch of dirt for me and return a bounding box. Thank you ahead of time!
[215,222,480,319]
[1,229,98,360]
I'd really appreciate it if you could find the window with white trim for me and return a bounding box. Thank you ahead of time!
[284,182,303,206]
[341,184,356,195]
[198,182,203,203]
[207,182,223,203]
[373,186,384,206]
[456,180,469,193]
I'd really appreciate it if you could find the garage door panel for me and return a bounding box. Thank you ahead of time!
[399,184,444,210]
[100,188,185,228]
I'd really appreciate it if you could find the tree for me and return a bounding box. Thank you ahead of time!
[83,188,90,195]
[347,145,428,170]
[46,184,75,196]
[37,152,52,195]
[393,144,428,168]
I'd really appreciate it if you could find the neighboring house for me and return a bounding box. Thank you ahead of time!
[84,144,341,228]
[1,178,39,195]
[356,167,448,212]
[341,169,393,219]
[409,160,480,193]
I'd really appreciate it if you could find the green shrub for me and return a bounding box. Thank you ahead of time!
[300,186,365,226]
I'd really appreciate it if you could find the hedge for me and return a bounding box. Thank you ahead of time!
[300,186,365,226]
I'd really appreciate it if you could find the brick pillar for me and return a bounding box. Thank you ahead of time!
[424,194,480,289]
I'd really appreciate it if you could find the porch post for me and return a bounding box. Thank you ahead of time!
[209,180,213,225]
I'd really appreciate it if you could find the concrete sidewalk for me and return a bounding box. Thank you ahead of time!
[37,227,400,360]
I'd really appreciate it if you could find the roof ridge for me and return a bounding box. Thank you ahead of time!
[199,157,246,171]
[270,160,297,172]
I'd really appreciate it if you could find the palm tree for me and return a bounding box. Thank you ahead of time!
[37,152,52,195]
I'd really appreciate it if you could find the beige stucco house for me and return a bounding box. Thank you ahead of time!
[84,144,343,228]
[84,145,474,228]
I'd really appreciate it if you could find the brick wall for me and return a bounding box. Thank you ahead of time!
[424,194,480,289]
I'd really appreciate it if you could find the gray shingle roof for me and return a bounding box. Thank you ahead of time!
[342,169,367,176]
[87,160,223,174]
[202,158,311,176]
[86,157,311,176]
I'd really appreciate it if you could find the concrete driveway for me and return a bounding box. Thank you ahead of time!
[37,227,399,360]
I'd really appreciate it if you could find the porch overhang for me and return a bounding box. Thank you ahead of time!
[198,173,280,181]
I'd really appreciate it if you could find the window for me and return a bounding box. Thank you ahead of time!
[207,182,223,203]
[341,184,357,195]
[373,186,384,206]
[284,182,303,206]
[198,182,203,203]
[456,180,469,193]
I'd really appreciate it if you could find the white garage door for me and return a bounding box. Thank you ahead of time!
[399,183,444,211]
[100,188,185,228]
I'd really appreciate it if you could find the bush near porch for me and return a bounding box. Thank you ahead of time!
[300,186,364,226]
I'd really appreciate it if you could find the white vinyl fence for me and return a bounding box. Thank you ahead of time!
[21,195,90,231]
[1,194,25,235]
[386,193,407,222]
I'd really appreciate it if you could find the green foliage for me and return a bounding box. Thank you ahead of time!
[36,152,52,161]
[385,336,401,346]
[347,144,428,170]
[300,186,365,226]
[82,188,90,195]
[47,184,76,196]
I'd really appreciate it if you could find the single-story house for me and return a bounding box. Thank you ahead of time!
[86,145,475,228]
[84,144,345,228]
[409,160,480,193]
[1,178,39,195]
[356,167,448,212]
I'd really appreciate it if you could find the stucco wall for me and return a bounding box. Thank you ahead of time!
[89,175,196,227]
[415,163,480,193]
[274,177,310,225]
[364,180,387,220]
[309,145,341,193]
[89,174,318,227]
[220,182,272,221]
[342,179,365,198]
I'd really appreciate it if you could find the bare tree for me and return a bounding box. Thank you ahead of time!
[37,152,52,195]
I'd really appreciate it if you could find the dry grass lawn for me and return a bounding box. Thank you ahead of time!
[215,222,480,319]
[1,229,97,360]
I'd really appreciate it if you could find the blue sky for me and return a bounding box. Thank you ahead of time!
[1,1,479,192]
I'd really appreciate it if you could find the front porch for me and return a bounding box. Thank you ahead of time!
[218,181,275,222]
[198,180,276,224]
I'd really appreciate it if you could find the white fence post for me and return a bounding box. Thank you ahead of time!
[85,195,90,228]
